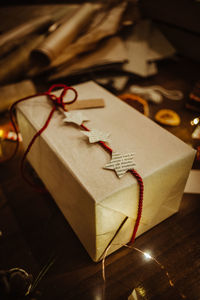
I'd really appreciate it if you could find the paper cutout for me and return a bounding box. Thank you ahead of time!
[63,111,88,125]
[192,125,200,139]
[81,129,110,143]
[104,152,135,178]
[123,20,176,77]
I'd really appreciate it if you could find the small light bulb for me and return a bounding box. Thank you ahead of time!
[191,117,199,126]
[0,129,4,138]
[143,252,152,260]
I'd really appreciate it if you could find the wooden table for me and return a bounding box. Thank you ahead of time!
[0,57,200,300]
[0,145,200,300]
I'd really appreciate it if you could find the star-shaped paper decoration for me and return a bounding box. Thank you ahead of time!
[104,152,135,178]
[81,129,110,143]
[63,111,88,126]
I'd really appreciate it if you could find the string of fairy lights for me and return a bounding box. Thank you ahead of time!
[102,244,187,299]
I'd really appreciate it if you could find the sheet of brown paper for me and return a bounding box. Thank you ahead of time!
[48,36,127,81]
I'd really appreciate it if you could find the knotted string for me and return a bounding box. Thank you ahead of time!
[7,84,143,243]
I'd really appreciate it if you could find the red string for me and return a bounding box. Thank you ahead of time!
[129,169,144,244]
[81,123,144,244]
[7,92,46,162]
[7,84,78,191]
[20,106,57,190]
[6,84,143,243]
[81,124,113,153]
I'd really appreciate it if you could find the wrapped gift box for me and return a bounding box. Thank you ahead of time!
[17,81,195,261]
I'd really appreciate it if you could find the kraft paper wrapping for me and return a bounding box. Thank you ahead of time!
[16,81,196,261]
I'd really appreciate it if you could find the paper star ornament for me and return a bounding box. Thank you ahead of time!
[81,129,110,143]
[104,152,135,178]
[63,111,88,125]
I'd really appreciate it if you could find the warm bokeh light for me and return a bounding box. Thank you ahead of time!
[191,117,200,126]
[143,252,152,260]
[0,129,4,138]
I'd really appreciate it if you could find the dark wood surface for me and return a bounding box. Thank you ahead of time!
[0,58,200,300]
[0,145,200,300]
[0,4,200,300]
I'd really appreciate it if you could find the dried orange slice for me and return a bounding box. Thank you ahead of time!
[155,109,181,126]
[119,93,149,116]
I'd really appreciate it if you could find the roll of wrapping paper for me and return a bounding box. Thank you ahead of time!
[32,3,99,64]
[0,15,52,57]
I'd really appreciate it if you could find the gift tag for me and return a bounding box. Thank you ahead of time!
[65,98,105,110]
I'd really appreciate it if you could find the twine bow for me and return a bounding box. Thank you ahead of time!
[44,84,78,109]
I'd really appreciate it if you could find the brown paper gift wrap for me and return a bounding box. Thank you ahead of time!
[16,81,195,261]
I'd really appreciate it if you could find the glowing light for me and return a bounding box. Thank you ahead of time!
[0,129,4,138]
[136,286,146,297]
[103,243,186,299]
[191,117,200,126]
[143,252,152,260]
